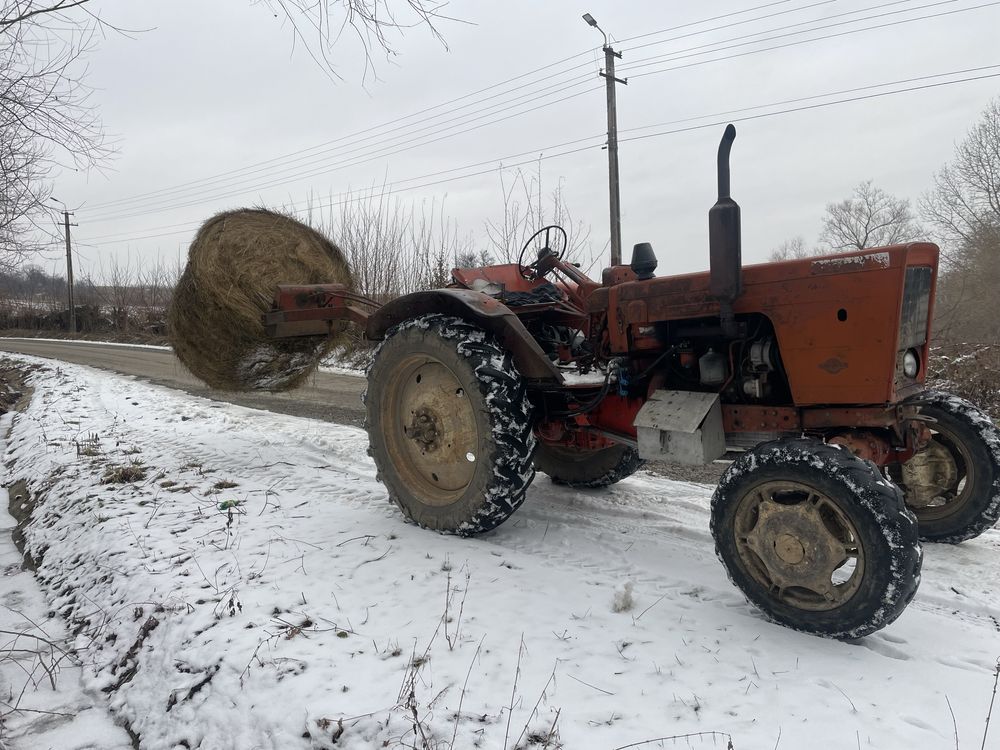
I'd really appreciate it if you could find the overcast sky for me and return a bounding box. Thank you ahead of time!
[47,0,1000,280]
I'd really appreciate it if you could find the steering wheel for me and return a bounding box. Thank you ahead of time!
[518,225,568,279]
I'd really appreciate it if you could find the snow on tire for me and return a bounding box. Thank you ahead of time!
[363,314,535,535]
[892,390,1000,543]
[711,438,922,639]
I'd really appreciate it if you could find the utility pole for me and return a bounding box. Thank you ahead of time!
[63,210,75,335]
[584,13,628,266]
[51,198,76,335]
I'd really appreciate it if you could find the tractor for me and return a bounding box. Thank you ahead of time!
[262,125,1000,639]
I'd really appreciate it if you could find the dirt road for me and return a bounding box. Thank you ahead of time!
[0,338,367,426]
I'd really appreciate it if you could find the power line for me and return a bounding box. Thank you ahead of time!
[80,1,1000,233]
[618,68,1000,144]
[83,64,598,214]
[81,132,609,242]
[81,65,1000,248]
[84,84,604,223]
[86,0,959,224]
[82,63,592,212]
[624,0,1000,80]
[618,63,1000,136]
[619,0,920,69]
[82,0,846,214]
[615,0,799,46]
[620,0,840,57]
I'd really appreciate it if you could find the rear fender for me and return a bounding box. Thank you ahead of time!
[366,289,562,383]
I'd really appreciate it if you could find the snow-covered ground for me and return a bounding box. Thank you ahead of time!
[319,345,366,376]
[2,355,999,749]
[0,413,132,750]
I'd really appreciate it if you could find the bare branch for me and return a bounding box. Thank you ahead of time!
[818,180,922,252]
[256,0,451,82]
[768,235,810,261]
[0,1,93,30]
[1,0,114,268]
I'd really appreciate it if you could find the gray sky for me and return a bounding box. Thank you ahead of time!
[48,0,1000,279]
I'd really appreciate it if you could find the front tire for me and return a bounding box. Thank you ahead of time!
[534,443,644,488]
[712,439,921,639]
[891,390,1000,543]
[364,315,536,535]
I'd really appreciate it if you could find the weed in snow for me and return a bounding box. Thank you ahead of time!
[612,581,635,613]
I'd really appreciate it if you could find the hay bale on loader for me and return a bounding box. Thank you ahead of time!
[168,208,353,391]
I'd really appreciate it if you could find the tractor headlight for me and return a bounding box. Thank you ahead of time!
[903,349,920,378]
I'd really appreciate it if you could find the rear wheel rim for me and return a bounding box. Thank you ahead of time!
[383,354,479,507]
[733,480,866,612]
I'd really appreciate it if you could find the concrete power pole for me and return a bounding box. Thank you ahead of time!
[62,209,75,335]
[584,13,628,266]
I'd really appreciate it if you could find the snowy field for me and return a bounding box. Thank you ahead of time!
[2,355,1000,749]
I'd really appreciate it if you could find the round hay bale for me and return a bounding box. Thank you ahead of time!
[168,208,353,391]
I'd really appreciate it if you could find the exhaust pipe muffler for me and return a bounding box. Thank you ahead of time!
[708,124,742,337]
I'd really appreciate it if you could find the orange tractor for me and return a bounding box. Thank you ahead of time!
[264,126,1000,638]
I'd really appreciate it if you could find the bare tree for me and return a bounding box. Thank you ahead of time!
[932,224,1000,343]
[407,195,473,288]
[921,98,1000,256]
[484,163,593,265]
[0,112,50,270]
[1,1,449,272]
[818,181,922,252]
[768,236,810,262]
[920,99,1000,344]
[1,1,112,270]
[306,185,471,299]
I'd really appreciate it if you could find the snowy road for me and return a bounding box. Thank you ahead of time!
[2,354,1000,749]
[0,338,367,426]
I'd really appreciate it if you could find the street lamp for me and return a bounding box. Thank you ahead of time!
[582,13,606,45]
[583,12,627,266]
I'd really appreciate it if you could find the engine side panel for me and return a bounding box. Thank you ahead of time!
[606,243,939,405]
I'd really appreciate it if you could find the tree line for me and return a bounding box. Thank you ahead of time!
[1,0,446,273]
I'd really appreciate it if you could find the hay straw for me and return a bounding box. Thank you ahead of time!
[168,208,353,391]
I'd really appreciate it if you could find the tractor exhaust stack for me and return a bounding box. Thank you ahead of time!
[708,124,742,337]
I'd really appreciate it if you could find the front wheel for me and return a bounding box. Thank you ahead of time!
[891,390,1000,543]
[534,443,644,488]
[712,439,921,639]
[364,314,536,535]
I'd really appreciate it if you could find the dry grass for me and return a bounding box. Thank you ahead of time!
[168,208,353,392]
[928,343,1000,420]
[101,461,147,484]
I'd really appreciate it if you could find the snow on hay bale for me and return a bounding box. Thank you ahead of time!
[168,208,353,391]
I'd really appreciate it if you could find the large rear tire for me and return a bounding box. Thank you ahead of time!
[891,390,1000,543]
[534,443,644,488]
[364,314,536,535]
[712,439,921,639]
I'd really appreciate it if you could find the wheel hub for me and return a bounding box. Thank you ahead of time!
[736,483,864,611]
[774,533,806,564]
[408,408,442,451]
[901,439,959,508]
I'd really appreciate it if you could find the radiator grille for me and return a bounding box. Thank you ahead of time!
[899,266,932,349]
